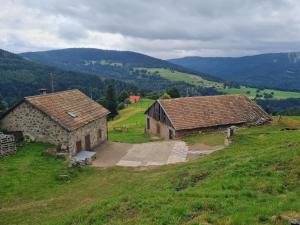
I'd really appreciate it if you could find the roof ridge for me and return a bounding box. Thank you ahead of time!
[159,94,245,102]
[25,89,79,99]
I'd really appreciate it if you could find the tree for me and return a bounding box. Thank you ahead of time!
[118,91,129,103]
[160,93,171,99]
[145,91,160,100]
[166,87,180,98]
[106,84,117,102]
[98,85,118,119]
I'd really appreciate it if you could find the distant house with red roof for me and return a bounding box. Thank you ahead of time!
[129,96,141,103]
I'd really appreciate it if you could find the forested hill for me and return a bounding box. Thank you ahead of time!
[169,52,300,91]
[20,48,220,82]
[21,48,177,69]
[0,49,137,106]
[19,48,222,97]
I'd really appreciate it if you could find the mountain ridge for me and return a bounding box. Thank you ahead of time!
[169,52,300,91]
[20,48,222,82]
[0,49,138,106]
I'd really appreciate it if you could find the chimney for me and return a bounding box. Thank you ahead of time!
[39,88,47,95]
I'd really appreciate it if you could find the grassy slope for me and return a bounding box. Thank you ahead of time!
[0,119,300,225]
[183,132,225,146]
[140,68,300,99]
[108,99,155,143]
[144,68,222,88]
[223,87,300,99]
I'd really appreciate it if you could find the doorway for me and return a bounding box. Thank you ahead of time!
[156,123,160,135]
[76,140,82,153]
[169,129,173,139]
[85,134,91,151]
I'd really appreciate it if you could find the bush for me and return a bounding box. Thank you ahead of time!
[117,102,125,110]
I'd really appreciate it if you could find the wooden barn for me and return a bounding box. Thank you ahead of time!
[145,94,271,139]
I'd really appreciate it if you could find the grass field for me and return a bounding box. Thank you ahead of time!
[108,99,155,143]
[139,67,300,99]
[288,116,300,121]
[183,132,226,146]
[1,118,300,225]
[223,87,300,99]
[138,68,223,88]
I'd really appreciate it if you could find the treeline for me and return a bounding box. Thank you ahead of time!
[257,98,300,115]
[20,48,222,93]
[0,49,138,107]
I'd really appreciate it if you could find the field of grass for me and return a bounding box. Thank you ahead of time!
[1,118,300,225]
[108,99,155,143]
[138,68,223,88]
[288,116,300,121]
[138,67,300,99]
[223,87,300,99]
[183,132,226,146]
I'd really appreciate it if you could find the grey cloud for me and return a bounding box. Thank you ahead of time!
[1,0,300,58]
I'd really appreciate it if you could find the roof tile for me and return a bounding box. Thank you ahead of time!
[158,95,271,130]
[25,89,109,131]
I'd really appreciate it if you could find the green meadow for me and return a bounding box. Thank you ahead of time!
[223,87,300,99]
[138,68,223,88]
[0,118,300,225]
[139,67,300,99]
[108,99,155,143]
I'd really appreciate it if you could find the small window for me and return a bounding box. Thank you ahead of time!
[67,111,77,118]
[98,129,102,139]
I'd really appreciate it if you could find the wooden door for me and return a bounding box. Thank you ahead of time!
[169,129,173,139]
[76,140,82,153]
[147,118,150,130]
[156,123,160,135]
[85,134,91,151]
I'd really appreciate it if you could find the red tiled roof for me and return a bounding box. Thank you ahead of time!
[129,96,141,102]
[25,90,109,131]
[157,95,271,130]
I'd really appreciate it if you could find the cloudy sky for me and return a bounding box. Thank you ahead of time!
[1,0,300,59]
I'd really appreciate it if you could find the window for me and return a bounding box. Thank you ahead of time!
[67,111,77,118]
[98,129,102,139]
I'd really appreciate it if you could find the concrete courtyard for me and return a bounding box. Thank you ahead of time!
[92,140,224,167]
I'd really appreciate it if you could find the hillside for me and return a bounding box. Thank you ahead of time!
[170,52,300,91]
[0,49,137,106]
[20,48,222,96]
[0,118,299,225]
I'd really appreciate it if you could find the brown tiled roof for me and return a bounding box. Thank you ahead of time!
[25,90,109,131]
[157,95,271,130]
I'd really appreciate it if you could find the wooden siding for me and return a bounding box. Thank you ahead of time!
[146,102,173,128]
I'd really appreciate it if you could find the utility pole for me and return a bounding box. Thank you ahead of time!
[50,73,55,93]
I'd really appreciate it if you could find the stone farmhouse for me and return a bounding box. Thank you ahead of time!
[145,94,271,139]
[0,90,110,156]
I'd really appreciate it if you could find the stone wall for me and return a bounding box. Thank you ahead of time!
[68,117,107,155]
[146,115,246,139]
[146,116,175,139]
[1,102,69,146]
[175,123,245,138]
[0,133,16,157]
[1,102,108,156]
